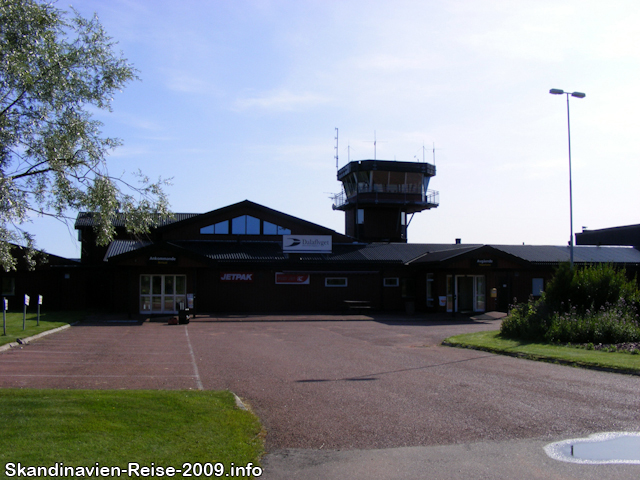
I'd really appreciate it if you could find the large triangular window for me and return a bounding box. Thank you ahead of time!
[264,221,291,235]
[200,221,228,234]
[200,216,291,235]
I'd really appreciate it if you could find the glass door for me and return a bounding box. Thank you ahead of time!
[426,273,434,307]
[140,275,186,313]
[474,276,486,312]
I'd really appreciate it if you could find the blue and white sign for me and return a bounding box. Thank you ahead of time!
[283,235,332,254]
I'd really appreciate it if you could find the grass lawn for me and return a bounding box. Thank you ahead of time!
[0,311,85,347]
[443,330,640,374]
[0,389,264,479]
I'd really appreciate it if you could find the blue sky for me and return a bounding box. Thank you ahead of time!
[30,0,640,258]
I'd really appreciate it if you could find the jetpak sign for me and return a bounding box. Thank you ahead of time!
[282,235,332,253]
[220,272,254,282]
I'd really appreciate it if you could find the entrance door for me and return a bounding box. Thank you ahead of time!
[498,277,511,312]
[454,275,486,313]
[446,275,454,312]
[474,276,486,312]
[140,275,186,314]
[457,276,474,312]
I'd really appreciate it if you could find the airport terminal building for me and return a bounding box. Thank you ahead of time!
[3,160,640,316]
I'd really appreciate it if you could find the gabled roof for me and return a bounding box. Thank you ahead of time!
[355,243,445,263]
[407,244,640,266]
[153,200,350,239]
[408,245,484,264]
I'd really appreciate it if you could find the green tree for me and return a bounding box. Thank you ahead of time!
[0,0,170,270]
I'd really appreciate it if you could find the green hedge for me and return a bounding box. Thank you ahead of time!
[501,264,640,344]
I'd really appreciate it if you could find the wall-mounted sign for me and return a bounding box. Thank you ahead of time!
[283,235,332,254]
[476,259,494,267]
[220,272,254,282]
[275,273,310,285]
[149,256,177,265]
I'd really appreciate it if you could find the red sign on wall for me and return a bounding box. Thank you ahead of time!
[220,272,254,282]
[275,273,310,284]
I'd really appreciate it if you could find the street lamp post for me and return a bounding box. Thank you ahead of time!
[549,88,586,270]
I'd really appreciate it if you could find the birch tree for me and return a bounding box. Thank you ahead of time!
[0,0,170,270]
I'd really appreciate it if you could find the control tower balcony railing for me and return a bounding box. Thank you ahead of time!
[332,186,439,211]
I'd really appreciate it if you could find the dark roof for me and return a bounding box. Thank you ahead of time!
[492,245,640,264]
[411,244,640,266]
[103,237,640,266]
[408,245,484,263]
[103,240,152,261]
[75,212,198,229]
[169,241,424,264]
[105,240,488,264]
[172,241,493,264]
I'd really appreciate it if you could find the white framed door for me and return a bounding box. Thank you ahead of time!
[140,275,186,314]
[446,275,454,312]
[453,275,486,313]
[474,276,486,312]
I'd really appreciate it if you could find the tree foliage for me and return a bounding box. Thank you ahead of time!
[0,0,170,270]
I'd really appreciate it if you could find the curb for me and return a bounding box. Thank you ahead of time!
[233,393,249,411]
[0,323,73,353]
[442,340,640,377]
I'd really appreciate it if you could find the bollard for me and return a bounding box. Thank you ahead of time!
[37,295,42,326]
[2,298,6,336]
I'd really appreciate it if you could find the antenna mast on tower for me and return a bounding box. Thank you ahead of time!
[433,142,436,166]
[334,128,339,171]
[369,131,387,159]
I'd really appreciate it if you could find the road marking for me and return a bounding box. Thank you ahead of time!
[185,326,203,390]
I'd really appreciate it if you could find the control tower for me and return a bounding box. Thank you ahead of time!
[332,160,439,243]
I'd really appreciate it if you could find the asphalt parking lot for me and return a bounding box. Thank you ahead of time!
[1,313,639,479]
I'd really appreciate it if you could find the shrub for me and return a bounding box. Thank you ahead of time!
[544,299,640,344]
[543,262,575,314]
[543,263,640,315]
[501,264,640,345]
[500,297,550,341]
